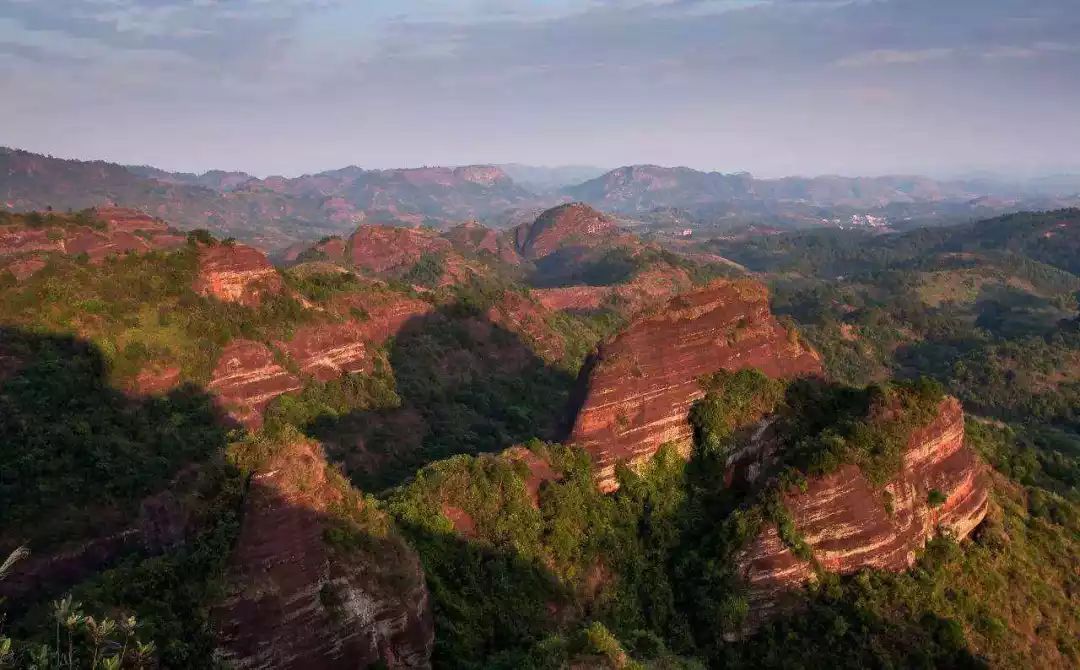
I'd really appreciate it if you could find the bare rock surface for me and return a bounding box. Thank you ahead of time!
[215,439,433,669]
[568,279,823,490]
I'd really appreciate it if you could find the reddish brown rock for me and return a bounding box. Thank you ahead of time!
[736,397,989,625]
[534,285,610,312]
[331,290,434,343]
[568,279,823,491]
[2,256,46,281]
[132,364,182,395]
[0,227,64,257]
[0,207,185,279]
[215,439,433,669]
[317,236,348,261]
[94,206,169,234]
[445,220,523,265]
[513,203,620,260]
[193,243,285,307]
[280,321,370,381]
[349,226,451,274]
[533,264,694,317]
[503,445,561,505]
[207,339,301,428]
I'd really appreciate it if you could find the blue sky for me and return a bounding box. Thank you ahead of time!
[1,0,1078,177]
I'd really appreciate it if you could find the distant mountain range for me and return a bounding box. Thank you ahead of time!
[565,165,1080,231]
[4,146,1079,251]
[0,148,544,249]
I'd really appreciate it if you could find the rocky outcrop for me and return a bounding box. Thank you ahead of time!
[348,226,451,274]
[193,243,285,307]
[445,220,522,265]
[207,340,301,428]
[215,438,433,669]
[279,321,370,382]
[735,397,989,625]
[568,280,822,491]
[513,203,619,260]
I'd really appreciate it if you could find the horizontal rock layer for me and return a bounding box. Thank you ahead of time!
[207,339,301,428]
[214,439,433,669]
[568,279,822,491]
[193,242,285,307]
[736,397,990,626]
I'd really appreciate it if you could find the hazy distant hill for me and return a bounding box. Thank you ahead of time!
[565,164,1080,230]
[0,148,544,249]
[125,164,256,191]
[7,147,1080,250]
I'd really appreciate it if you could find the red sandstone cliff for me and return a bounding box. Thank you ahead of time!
[735,397,989,625]
[345,225,487,287]
[207,339,301,428]
[279,321,371,382]
[568,279,822,491]
[215,438,433,669]
[193,242,285,307]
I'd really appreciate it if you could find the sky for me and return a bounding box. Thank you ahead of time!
[1,0,1078,178]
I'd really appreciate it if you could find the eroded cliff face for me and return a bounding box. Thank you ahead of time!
[735,397,989,626]
[279,321,371,382]
[207,339,301,428]
[568,279,822,491]
[193,242,285,307]
[215,439,433,669]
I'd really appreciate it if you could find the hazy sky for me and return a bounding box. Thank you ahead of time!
[1,0,1078,177]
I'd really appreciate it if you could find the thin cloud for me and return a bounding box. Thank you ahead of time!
[834,48,954,68]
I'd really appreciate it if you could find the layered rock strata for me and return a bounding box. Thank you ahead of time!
[193,242,285,307]
[207,339,301,428]
[735,397,989,625]
[0,207,185,279]
[568,279,822,491]
[215,439,433,669]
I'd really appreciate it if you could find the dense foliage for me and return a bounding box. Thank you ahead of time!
[3,208,1079,668]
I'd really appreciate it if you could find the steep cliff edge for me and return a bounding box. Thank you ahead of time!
[193,241,285,307]
[568,279,822,490]
[215,437,433,669]
[735,396,990,625]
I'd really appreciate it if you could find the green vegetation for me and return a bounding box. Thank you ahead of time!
[0,329,229,549]
[0,246,317,385]
[0,208,107,231]
[3,207,1079,668]
[401,252,447,287]
[532,245,735,289]
[282,268,365,303]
